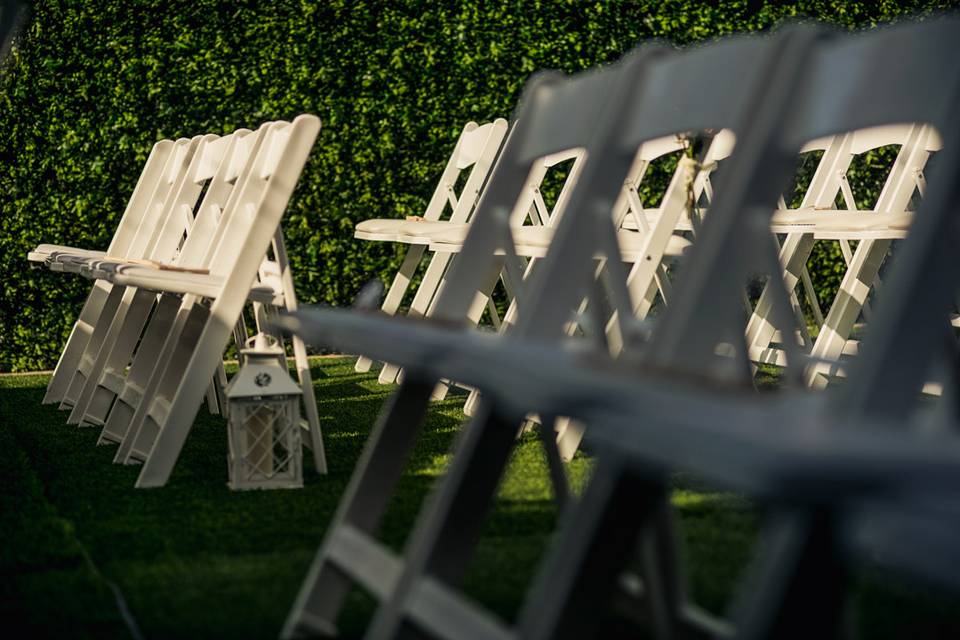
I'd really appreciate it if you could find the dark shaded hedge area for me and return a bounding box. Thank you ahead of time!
[1,0,956,371]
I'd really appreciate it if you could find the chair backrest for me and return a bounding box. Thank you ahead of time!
[817,21,960,422]
[104,137,189,257]
[141,132,232,263]
[429,54,656,322]
[609,135,688,231]
[206,115,322,282]
[517,33,802,344]
[164,127,260,268]
[511,148,585,228]
[421,120,508,224]
[122,136,205,260]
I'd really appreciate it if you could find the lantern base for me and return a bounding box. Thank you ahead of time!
[228,476,304,491]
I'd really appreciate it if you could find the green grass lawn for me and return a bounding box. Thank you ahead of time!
[1,358,958,638]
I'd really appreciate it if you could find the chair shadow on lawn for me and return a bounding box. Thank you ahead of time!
[2,359,960,639]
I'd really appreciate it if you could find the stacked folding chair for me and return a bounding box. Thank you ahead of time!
[278,18,960,640]
[28,115,326,488]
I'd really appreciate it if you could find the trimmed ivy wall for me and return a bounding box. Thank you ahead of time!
[0,0,955,370]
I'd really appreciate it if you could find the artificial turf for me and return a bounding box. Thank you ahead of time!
[1,358,958,638]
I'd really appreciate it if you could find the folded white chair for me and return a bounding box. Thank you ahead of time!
[46,123,319,460]
[59,131,254,427]
[92,122,279,451]
[95,115,323,488]
[102,133,320,439]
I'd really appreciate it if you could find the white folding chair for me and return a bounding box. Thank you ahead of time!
[273,30,808,637]
[277,19,960,639]
[745,124,941,381]
[803,125,942,387]
[92,115,323,488]
[380,146,588,390]
[353,119,508,374]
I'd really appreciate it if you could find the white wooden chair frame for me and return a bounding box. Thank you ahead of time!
[60,131,251,428]
[353,120,508,374]
[108,115,324,488]
[745,124,941,384]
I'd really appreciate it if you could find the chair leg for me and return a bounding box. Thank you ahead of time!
[292,332,327,474]
[425,257,504,402]
[746,234,816,365]
[517,462,678,640]
[363,400,523,639]
[731,509,847,640]
[357,245,427,373]
[68,288,155,426]
[806,239,891,388]
[123,299,209,467]
[56,283,126,411]
[281,380,435,639]
[44,279,117,404]
[379,251,453,384]
[98,294,182,447]
[204,379,220,415]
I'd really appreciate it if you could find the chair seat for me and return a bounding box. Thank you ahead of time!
[768,209,913,238]
[619,210,694,232]
[28,244,108,265]
[619,208,913,239]
[427,225,691,259]
[354,218,466,243]
[104,264,283,304]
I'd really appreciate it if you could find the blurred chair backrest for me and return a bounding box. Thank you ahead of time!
[429,56,658,323]
[0,0,28,64]
[516,34,798,345]
[279,28,827,640]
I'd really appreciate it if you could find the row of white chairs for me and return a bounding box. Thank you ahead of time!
[277,19,960,639]
[354,116,939,455]
[28,116,326,488]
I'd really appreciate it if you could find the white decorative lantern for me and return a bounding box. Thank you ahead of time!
[224,333,303,490]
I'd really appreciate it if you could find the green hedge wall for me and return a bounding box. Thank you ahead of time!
[1,0,956,371]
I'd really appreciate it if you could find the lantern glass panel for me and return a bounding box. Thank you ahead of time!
[228,396,302,490]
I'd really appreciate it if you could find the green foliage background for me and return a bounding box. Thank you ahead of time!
[0,0,956,371]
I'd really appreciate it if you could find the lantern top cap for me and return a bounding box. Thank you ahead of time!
[243,332,285,357]
[226,333,302,399]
